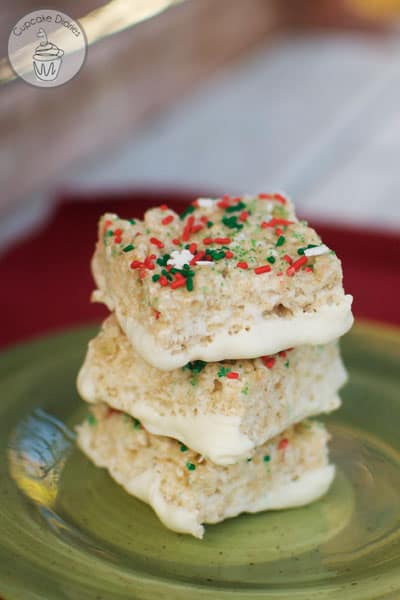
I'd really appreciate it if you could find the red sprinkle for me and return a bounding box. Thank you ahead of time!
[159,204,169,210]
[189,243,197,254]
[227,371,239,379]
[287,255,307,276]
[274,193,287,205]
[225,250,234,259]
[278,438,289,450]
[139,269,147,280]
[217,194,231,208]
[283,255,292,265]
[200,215,209,224]
[237,261,249,269]
[159,276,169,287]
[275,228,283,237]
[261,218,294,228]
[305,267,313,273]
[161,215,174,225]
[130,260,142,269]
[239,210,249,222]
[279,350,287,358]
[153,310,160,320]
[114,236,122,244]
[145,261,155,270]
[191,250,206,265]
[203,237,213,245]
[171,278,186,289]
[254,265,272,275]
[182,216,195,242]
[191,224,204,233]
[259,193,287,205]
[103,219,112,233]
[114,228,123,236]
[214,237,231,244]
[262,356,276,369]
[150,237,164,249]
[172,238,180,246]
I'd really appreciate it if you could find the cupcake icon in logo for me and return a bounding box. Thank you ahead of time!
[33,28,64,82]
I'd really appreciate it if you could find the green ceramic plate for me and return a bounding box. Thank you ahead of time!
[1,321,400,600]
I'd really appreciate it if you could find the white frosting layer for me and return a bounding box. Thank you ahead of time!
[116,296,353,370]
[78,427,335,539]
[78,368,254,465]
[79,362,340,465]
[138,465,335,538]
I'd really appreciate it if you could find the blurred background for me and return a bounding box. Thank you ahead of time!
[1,0,400,346]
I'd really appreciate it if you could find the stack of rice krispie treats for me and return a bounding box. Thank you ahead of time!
[77,193,353,538]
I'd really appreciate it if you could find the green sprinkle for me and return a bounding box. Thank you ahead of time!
[247,457,252,463]
[263,455,271,463]
[267,256,276,264]
[222,215,243,230]
[161,269,173,281]
[225,201,246,213]
[180,444,188,452]
[123,244,134,253]
[157,254,170,267]
[285,360,290,368]
[86,414,96,426]
[129,219,136,225]
[183,360,207,374]
[186,462,196,471]
[105,230,114,237]
[276,236,285,247]
[186,277,194,291]
[242,384,249,395]
[152,274,161,282]
[180,205,195,220]
[218,366,231,378]
[133,418,141,430]
[297,247,305,255]
[207,221,213,228]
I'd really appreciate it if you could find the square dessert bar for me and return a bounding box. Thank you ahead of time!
[91,194,353,370]
[78,315,346,465]
[77,405,334,539]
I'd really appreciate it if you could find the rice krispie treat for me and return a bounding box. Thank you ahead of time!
[78,315,346,465]
[91,194,353,370]
[77,405,334,539]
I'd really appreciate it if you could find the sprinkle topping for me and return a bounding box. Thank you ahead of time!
[167,249,195,269]
[197,198,215,208]
[304,244,330,257]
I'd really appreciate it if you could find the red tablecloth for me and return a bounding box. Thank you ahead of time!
[1,190,399,349]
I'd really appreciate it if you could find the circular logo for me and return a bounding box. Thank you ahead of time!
[8,9,87,88]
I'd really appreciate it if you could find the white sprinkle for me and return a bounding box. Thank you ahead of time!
[167,249,194,269]
[196,261,214,265]
[197,198,215,208]
[304,245,330,257]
